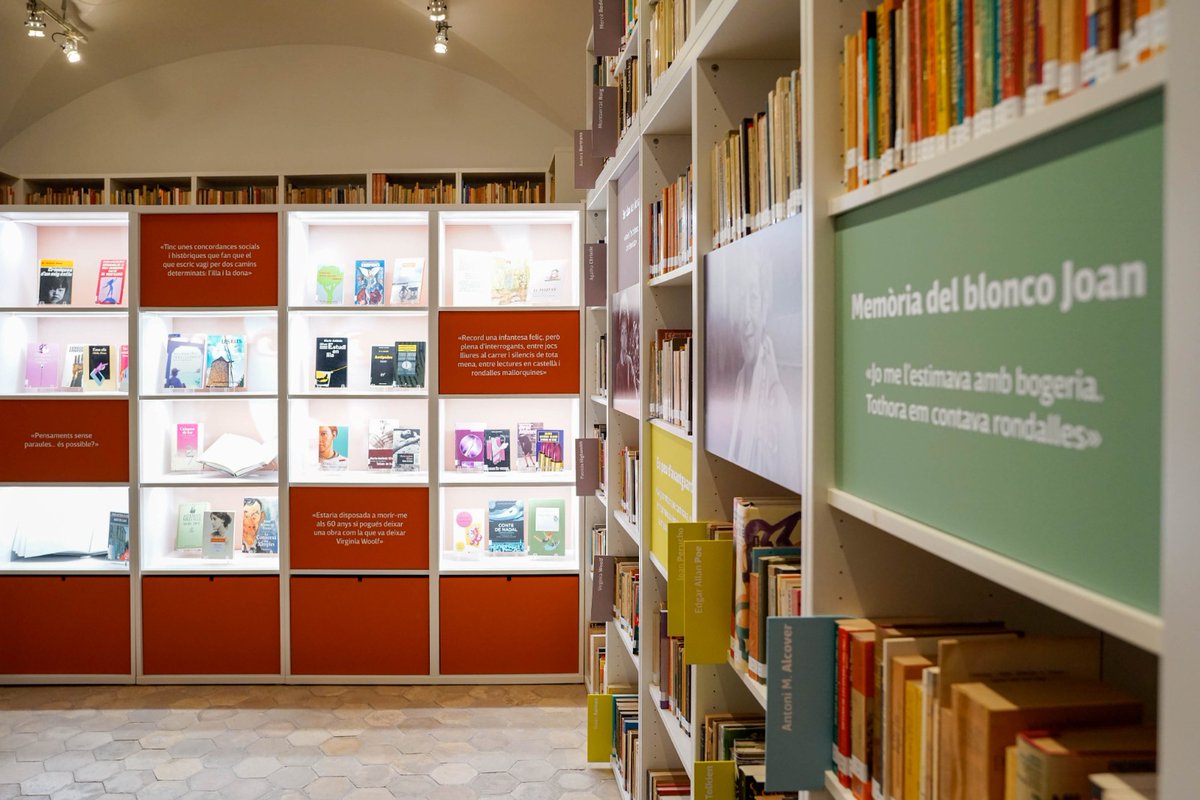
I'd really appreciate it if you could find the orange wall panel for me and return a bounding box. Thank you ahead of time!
[0,576,130,675]
[290,576,430,675]
[139,213,279,307]
[438,310,580,395]
[440,575,578,674]
[141,576,280,675]
[289,487,430,570]
[0,399,129,482]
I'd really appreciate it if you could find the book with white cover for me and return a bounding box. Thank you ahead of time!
[197,433,277,478]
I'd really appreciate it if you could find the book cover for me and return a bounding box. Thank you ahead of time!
[165,333,205,389]
[61,344,85,389]
[528,260,567,305]
[394,341,426,388]
[318,424,349,471]
[370,345,396,386]
[354,259,386,306]
[487,500,526,553]
[172,422,205,472]
[314,337,349,388]
[367,418,399,470]
[452,249,496,306]
[204,335,246,389]
[452,507,486,553]
[198,432,277,477]
[107,511,130,562]
[85,345,113,391]
[95,259,126,304]
[37,260,73,305]
[516,422,544,470]
[527,498,566,556]
[537,429,566,472]
[202,511,235,560]
[24,343,60,389]
[454,423,486,470]
[117,344,129,392]
[484,428,511,472]
[392,426,421,472]
[315,264,345,304]
[241,496,279,554]
[389,257,425,305]
[491,255,530,305]
[175,502,209,550]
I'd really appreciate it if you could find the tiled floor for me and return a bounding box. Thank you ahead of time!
[0,683,618,800]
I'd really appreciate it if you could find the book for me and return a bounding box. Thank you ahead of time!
[370,345,396,386]
[395,341,426,388]
[164,333,205,389]
[317,424,349,471]
[95,259,126,304]
[731,497,803,670]
[516,422,543,470]
[528,260,567,304]
[354,259,386,305]
[198,432,277,477]
[175,502,209,550]
[84,345,113,391]
[451,249,495,305]
[24,343,60,389]
[528,498,567,556]
[315,337,349,388]
[1015,726,1156,800]
[484,428,511,472]
[392,426,421,472]
[315,264,345,304]
[9,504,106,558]
[487,499,526,553]
[455,423,486,470]
[1089,772,1158,799]
[452,508,486,553]
[116,344,129,392]
[106,511,130,561]
[491,255,531,305]
[61,344,86,389]
[390,257,425,305]
[536,429,566,472]
[241,496,279,554]
[202,511,235,560]
[367,418,399,470]
[172,423,205,472]
[37,260,73,305]
[204,334,246,389]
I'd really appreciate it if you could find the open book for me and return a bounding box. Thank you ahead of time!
[197,433,278,478]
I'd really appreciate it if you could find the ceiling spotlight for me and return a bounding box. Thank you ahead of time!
[433,21,449,54]
[428,0,447,22]
[25,0,46,37]
[59,33,81,63]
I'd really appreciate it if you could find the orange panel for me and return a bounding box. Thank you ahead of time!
[290,576,429,675]
[142,576,280,675]
[440,575,579,674]
[0,399,129,482]
[139,213,279,307]
[289,487,430,570]
[0,576,130,675]
[438,310,580,395]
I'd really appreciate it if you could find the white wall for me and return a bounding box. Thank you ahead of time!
[0,44,570,175]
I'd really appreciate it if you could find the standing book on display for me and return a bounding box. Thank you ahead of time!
[25,343,60,389]
[455,423,486,470]
[61,344,85,389]
[395,341,426,388]
[528,498,567,556]
[487,500,526,553]
[392,427,421,472]
[176,502,209,550]
[315,264,345,305]
[85,345,113,391]
[241,496,279,554]
[172,423,205,472]
[368,419,400,470]
[37,260,73,305]
[370,345,396,386]
[390,258,425,305]
[204,335,246,389]
[315,337,349,388]
[95,259,126,304]
[453,508,486,554]
[165,333,205,389]
[116,344,129,392]
[354,259,385,305]
[484,429,511,472]
[317,424,350,471]
[203,511,235,560]
[517,422,543,470]
[107,512,130,562]
[537,429,566,472]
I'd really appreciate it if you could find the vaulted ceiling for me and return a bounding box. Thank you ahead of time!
[0,0,590,148]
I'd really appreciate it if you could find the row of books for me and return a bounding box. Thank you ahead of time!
[24,187,105,205]
[710,68,804,250]
[451,249,567,306]
[614,557,640,655]
[650,328,692,432]
[647,769,689,798]
[25,342,128,392]
[459,180,544,205]
[647,164,694,279]
[654,605,690,735]
[285,184,368,204]
[619,446,641,524]
[450,498,567,557]
[841,0,1169,191]
[10,509,129,563]
[586,622,607,694]
[370,175,456,205]
[829,622,1155,800]
[594,333,608,397]
[588,523,608,572]
[0,184,13,204]
[195,186,278,205]
[730,497,804,675]
[110,185,191,206]
[595,423,609,494]
[453,423,566,472]
[746,546,801,685]
[702,713,797,800]
[36,258,127,305]
[610,690,640,798]
[315,338,426,389]
[164,333,247,390]
[314,422,421,473]
[313,258,425,306]
[646,0,689,92]
[176,499,279,557]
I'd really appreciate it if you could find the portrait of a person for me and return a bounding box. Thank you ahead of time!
[38,275,70,305]
[242,498,264,553]
[318,425,348,470]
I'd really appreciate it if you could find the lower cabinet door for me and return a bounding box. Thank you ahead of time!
[0,576,131,676]
[440,575,579,675]
[290,576,430,676]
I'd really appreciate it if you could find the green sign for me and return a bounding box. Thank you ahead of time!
[836,93,1162,613]
[648,425,694,567]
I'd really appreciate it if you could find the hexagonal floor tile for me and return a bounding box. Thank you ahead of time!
[429,762,478,786]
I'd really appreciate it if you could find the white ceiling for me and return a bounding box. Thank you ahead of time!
[0,0,590,148]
